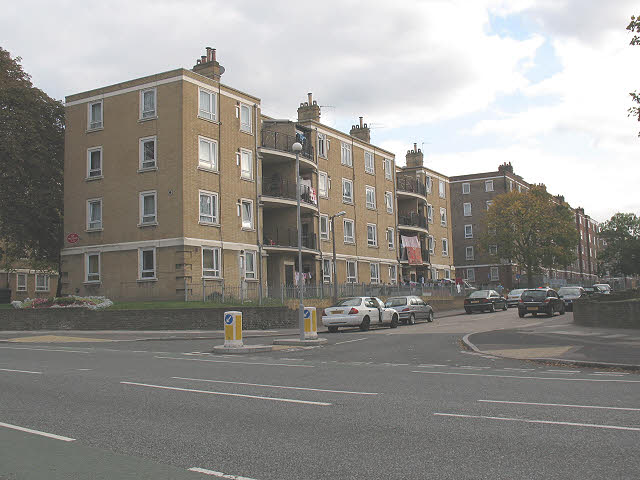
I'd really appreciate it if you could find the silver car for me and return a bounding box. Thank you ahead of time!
[506,289,526,307]
[385,296,434,325]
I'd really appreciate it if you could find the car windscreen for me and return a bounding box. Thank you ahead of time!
[521,290,547,301]
[558,288,581,296]
[385,298,407,307]
[595,285,610,292]
[336,298,362,307]
[468,290,489,298]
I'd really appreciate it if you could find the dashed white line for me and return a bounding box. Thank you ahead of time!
[335,338,368,345]
[76,368,92,371]
[479,399,640,412]
[0,346,90,354]
[188,467,257,479]
[545,370,579,374]
[154,356,314,368]
[171,377,379,395]
[503,368,535,372]
[0,368,42,374]
[0,422,76,441]
[412,370,640,383]
[417,364,448,368]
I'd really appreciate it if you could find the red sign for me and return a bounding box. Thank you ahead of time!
[66,233,79,244]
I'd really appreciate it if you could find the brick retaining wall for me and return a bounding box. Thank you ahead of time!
[573,299,640,329]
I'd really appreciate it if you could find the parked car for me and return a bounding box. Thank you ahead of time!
[385,296,434,324]
[557,286,585,311]
[322,297,399,333]
[464,290,507,313]
[593,284,612,294]
[582,286,600,296]
[518,288,566,318]
[506,288,526,308]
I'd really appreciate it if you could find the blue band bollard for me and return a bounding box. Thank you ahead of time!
[224,311,243,347]
[303,307,318,340]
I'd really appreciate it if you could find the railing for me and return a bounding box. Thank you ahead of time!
[261,130,315,161]
[398,212,428,229]
[263,228,317,250]
[396,176,427,197]
[262,179,316,206]
[399,246,430,264]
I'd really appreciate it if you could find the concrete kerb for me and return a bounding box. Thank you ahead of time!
[461,332,640,372]
[272,338,328,346]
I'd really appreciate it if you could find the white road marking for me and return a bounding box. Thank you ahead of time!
[417,364,448,367]
[335,337,368,345]
[0,346,90,354]
[601,334,629,339]
[589,373,626,377]
[0,368,42,374]
[188,466,258,479]
[172,377,379,395]
[594,371,629,375]
[479,399,640,412]
[434,413,640,432]
[121,381,331,406]
[76,368,92,371]
[456,366,491,370]
[131,350,148,353]
[154,356,314,368]
[0,422,76,441]
[412,370,640,383]
[503,368,535,372]
[545,370,579,374]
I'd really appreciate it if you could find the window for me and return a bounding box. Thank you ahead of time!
[509,180,513,191]
[440,207,447,227]
[364,151,375,174]
[86,253,100,283]
[387,227,395,249]
[87,198,102,230]
[346,260,357,283]
[244,251,256,280]
[439,180,446,198]
[35,274,49,291]
[490,267,499,281]
[16,273,26,292]
[428,236,435,254]
[486,200,493,210]
[485,180,494,192]
[87,147,102,178]
[88,100,103,129]
[426,176,432,193]
[140,88,156,119]
[322,258,332,283]
[342,178,353,203]
[199,88,217,121]
[444,270,451,280]
[198,136,218,171]
[384,158,392,180]
[466,246,474,260]
[139,248,156,279]
[442,238,449,256]
[365,186,376,209]
[466,268,475,282]
[240,103,251,133]
[320,214,329,241]
[462,182,470,194]
[241,199,253,230]
[367,224,377,247]
[341,142,352,166]
[240,149,253,180]
[487,243,496,254]
[389,265,397,284]
[463,202,472,216]
[370,263,380,284]
[317,133,327,158]
[199,191,219,224]
[202,247,221,278]
[139,136,157,170]
[318,171,328,198]
[465,224,473,239]
[139,191,157,225]
[427,204,433,223]
[384,192,393,213]
[344,218,355,243]
[517,184,522,192]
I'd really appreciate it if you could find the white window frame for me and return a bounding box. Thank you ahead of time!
[198,87,217,121]
[367,223,378,247]
[320,214,329,241]
[466,246,474,260]
[427,204,433,224]
[442,238,449,257]
[140,88,157,120]
[244,251,256,280]
[341,142,352,167]
[240,148,253,180]
[16,273,27,292]
[462,182,470,194]
[426,176,432,194]
[346,260,357,283]
[317,133,327,158]
[440,207,447,227]
[485,180,494,192]
[384,158,392,180]
[202,247,221,278]
[139,191,157,226]
[87,147,102,179]
[384,191,393,213]
[389,265,397,285]
[365,186,376,210]
[139,136,157,171]
[87,198,103,231]
[486,200,493,210]
[466,268,475,282]
[85,252,101,283]
[239,103,252,133]
[465,224,473,239]
[240,199,254,230]
[463,202,472,217]
[322,258,332,283]
[364,151,375,174]
[428,236,435,255]
[342,178,353,204]
[35,274,49,292]
[387,227,395,249]
[139,247,156,280]
[318,171,328,198]
[370,262,380,284]
[439,180,446,198]
[199,190,219,225]
[490,266,499,281]
[509,180,513,191]
[88,100,103,130]
[343,218,355,244]
[198,136,218,172]
[489,244,498,255]
[444,270,451,280]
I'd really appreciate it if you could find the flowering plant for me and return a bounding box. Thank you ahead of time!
[11,296,113,310]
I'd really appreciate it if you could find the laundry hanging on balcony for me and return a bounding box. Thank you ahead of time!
[401,235,423,265]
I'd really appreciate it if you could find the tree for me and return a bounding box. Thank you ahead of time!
[627,15,640,137]
[481,185,579,288]
[598,213,640,276]
[0,47,65,294]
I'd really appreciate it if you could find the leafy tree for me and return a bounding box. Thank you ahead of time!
[481,185,579,288]
[627,15,640,137]
[598,213,640,276]
[0,47,64,294]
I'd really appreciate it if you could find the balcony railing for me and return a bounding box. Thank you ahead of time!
[400,246,430,264]
[396,176,427,197]
[261,130,315,161]
[262,179,317,206]
[263,228,317,250]
[398,212,428,229]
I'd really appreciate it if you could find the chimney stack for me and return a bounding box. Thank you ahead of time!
[405,143,424,168]
[350,116,371,143]
[192,47,225,81]
[297,92,321,122]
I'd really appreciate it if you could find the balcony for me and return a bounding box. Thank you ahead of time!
[396,176,427,200]
[261,179,318,211]
[263,228,317,252]
[400,246,430,265]
[398,213,429,233]
[260,130,316,173]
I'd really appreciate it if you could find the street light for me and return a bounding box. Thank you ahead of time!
[330,211,346,305]
[292,141,304,341]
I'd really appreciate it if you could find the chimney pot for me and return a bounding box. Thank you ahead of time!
[206,47,212,62]
[413,143,417,151]
[307,93,313,105]
[201,56,206,63]
[359,116,363,128]
[212,49,216,62]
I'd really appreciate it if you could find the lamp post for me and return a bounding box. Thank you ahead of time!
[292,142,304,341]
[330,211,346,305]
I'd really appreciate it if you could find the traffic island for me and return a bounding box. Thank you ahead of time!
[212,344,273,354]
[272,338,327,346]
[212,310,273,354]
[273,307,327,346]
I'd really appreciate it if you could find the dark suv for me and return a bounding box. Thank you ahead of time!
[518,288,566,318]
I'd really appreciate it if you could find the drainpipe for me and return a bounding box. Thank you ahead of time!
[254,103,263,304]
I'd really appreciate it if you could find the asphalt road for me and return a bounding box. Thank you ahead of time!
[2,309,639,479]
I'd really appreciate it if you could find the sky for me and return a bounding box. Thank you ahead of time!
[2,0,639,222]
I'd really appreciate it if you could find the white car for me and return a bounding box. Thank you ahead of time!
[593,284,611,294]
[322,297,399,333]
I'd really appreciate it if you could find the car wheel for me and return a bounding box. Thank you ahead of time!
[560,305,566,315]
[502,302,507,311]
[465,308,472,314]
[518,311,525,318]
[359,316,370,331]
[327,326,339,333]
[408,313,416,325]
[390,314,399,329]
[546,307,553,318]
[532,313,537,317]
[401,318,408,325]
[489,303,496,313]
[428,311,434,323]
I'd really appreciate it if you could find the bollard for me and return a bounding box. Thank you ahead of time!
[223,311,243,347]
[303,307,318,340]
